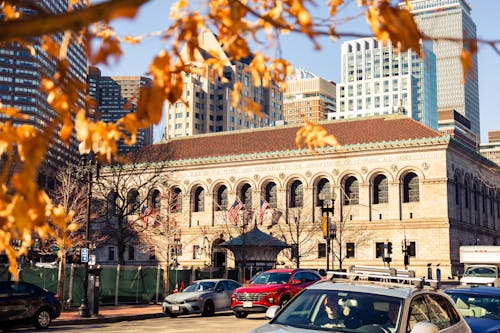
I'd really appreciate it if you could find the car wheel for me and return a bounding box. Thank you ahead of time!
[202,300,215,317]
[33,308,52,329]
[234,311,248,318]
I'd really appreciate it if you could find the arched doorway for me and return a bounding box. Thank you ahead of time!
[212,237,226,268]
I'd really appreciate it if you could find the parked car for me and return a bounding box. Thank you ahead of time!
[445,285,500,333]
[230,268,322,318]
[0,280,61,329]
[162,278,241,317]
[249,270,471,333]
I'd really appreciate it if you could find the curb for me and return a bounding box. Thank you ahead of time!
[52,313,165,326]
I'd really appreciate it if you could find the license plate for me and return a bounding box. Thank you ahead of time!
[243,301,253,308]
[172,305,180,311]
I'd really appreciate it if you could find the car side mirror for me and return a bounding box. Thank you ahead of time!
[410,321,439,333]
[265,305,280,320]
[291,279,302,285]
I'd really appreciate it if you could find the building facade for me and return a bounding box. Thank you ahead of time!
[283,69,336,124]
[480,131,500,166]
[0,0,87,188]
[333,38,437,130]
[403,0,480,141]
[97,115,500,278]
[161,30,283,140]
[87,66,153,155]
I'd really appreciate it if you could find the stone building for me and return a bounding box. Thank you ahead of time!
[101,114,500,278]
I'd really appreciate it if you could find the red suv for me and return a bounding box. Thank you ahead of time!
[230,268,322,318]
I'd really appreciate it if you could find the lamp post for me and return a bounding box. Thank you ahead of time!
[78,153,98,318]
[321,199,334,271]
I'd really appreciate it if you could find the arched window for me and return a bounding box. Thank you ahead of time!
[265,182,277,208]
[473,183,478,211]
[317,178,331,207]
[344,176,359,205]
[171,187,182,213]
[127,189,140,214]
[482,185,487,213]
[150,189,161,210]
[240,183,252,208]
[290,180,303,208]
[464,180,469,208]
[455,175,460,205]
[402,172,419,203]
[373,174,388,204]
[194,186,205,212]
[216,185,228,211]
[107,191,118,218]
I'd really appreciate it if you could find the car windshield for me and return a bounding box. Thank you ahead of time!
[463,267,497,278]
[251,272,291,285]
[272,289,403,333]
[183,281,216,292]
[448,292,500,320]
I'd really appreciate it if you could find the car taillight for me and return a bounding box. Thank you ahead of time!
[54,294,60,301]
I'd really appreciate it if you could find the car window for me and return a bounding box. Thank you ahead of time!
[252,272,290,285]
[448,291,500,320]
[303,271,320,282]
[11,283,35,296]
[273,289,402,331]
[292,272,305,283]
[407,295,430,333]
[227,281,240,291]
[216,281,227,291]
[425,294,453,329]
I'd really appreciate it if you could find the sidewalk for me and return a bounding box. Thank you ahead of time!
[53,304,165,326]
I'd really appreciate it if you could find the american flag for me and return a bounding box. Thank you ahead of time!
[227,199,243,225]
[259,199,269,224]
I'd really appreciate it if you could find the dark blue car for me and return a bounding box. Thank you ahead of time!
[445,285,500,333]
[0,280,61,329]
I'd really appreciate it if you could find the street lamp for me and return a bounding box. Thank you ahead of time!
[78,153,98,318]
[321,199,335,271]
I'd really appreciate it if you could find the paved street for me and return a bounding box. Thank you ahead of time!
[17,312,266,333]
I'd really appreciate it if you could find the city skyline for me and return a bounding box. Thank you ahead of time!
[102,0,499,143]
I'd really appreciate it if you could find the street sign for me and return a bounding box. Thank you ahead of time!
[89,254,96,266]
[81,247,89,263]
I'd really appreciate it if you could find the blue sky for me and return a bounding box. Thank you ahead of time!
[102,0,499,143]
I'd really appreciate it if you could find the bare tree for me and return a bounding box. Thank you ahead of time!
[133,185,185,293]
[49,164,107,306]
[332,191,374,271]
[93,159,163,265]
[275,207,319,268]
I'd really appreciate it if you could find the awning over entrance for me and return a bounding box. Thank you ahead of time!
[219,225,289,262]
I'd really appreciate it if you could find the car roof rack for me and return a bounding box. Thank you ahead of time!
[326,265,441,290]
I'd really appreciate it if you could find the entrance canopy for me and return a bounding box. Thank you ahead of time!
[219,226,289,262]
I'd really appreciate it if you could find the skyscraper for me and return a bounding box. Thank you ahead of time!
[283,69,336,124]
[402,0,480,140]
[334,38,437,129]
[87,67,153,155]
[161,30,283,140]
[0,0,87,188]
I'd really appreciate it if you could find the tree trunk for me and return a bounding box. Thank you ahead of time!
[57,255,66,311]
[118,242,125,265]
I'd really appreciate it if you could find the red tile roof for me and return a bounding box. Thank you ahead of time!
[132,115,443,163]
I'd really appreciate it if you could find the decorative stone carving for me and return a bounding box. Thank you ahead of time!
[391,164,398,172]
[279,173,286,179]
[361,166,368,174]
[207,178,212,184]
[230,176,235,183]
[332,169,339,176]
[183,180,190,186]
[422,162,430,170]
[305,171,312,177]
[254,174,259,181]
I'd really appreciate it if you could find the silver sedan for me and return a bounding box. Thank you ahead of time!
[162,279,241,317]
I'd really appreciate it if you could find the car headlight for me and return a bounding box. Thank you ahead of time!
[185,297,200,302]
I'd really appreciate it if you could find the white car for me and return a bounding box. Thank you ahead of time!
[250,271,471,333]
[162,279,241,317]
